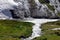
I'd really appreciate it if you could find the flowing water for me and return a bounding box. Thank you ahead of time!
[24,18,58,40]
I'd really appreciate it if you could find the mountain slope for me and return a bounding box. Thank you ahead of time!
[0,0,18,19]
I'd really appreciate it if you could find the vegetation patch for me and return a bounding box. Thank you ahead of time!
[39,0,55,12]
[41,21,60,31]
[0,20,34,40]
[57,12,60,16]
[39,0,50,4]
[47,4,55,12]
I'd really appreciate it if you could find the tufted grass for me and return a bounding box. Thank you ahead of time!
[0,20,34,40]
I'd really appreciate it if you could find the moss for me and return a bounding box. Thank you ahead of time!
[57,12,60,16]
[47,4,55,12]
[0,20,34,40]
[39,0,55,12]
[39,0,50,4]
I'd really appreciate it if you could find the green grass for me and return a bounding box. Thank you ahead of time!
[0,20,34,40]
[33,21,60,40]
[34,30,60,40]
[41,21,60,31]
[33,33,60,40]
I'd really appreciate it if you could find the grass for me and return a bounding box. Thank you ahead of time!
[33,21,60,40]
[33,32,60,40]
[41,21,60,31]
[0,20,34,40]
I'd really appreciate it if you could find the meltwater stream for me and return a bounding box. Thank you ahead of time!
[24,19,58,40]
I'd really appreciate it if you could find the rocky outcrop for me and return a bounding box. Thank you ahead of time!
[12,0,60,19]
[0,0,60,19]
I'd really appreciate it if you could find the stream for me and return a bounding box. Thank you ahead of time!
[23,18,58,40]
